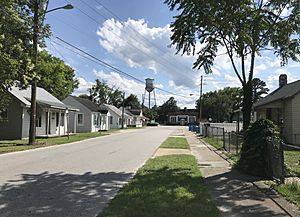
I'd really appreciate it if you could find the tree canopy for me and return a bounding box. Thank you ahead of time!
[37,51,78,100]
[165,0,300,129]
[196,87,242,122]
[124,94,141,109]
[157,97,180,123]
[89,79,123,107]
[252,78,269,103]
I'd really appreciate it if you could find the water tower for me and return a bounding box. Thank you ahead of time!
[143,78,156,109]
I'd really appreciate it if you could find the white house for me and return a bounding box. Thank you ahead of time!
[254,75,300,145]
[103,104,132,128]
[63,96,111,132]
[121,108,148,127]
[0,85,77,140]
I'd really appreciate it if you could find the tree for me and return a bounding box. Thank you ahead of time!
[196,87,242,122]
[165,0,300,130]
[252,78,269,103]
[124,94,141,109]
[157,97,180,123]
[37,51,78,100]
[89,79,123,107]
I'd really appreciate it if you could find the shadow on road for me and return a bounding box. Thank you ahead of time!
[205,169,287,217]
[0,171,133,217]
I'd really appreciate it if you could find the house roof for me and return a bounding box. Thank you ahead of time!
[254,80,300,108]
[167,109,198,116]
[103,104,132,117]
[69,96,105,112]
[128,109,142,116]
[9,85,70,110]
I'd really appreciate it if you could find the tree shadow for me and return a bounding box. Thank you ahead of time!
[205,169,288,216]
[0,171,133,217]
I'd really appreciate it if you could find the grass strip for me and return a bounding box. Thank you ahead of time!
[0,131,109,154]
[202,137,224,150]
[98,154,220,217]
[284,150,300,176]
[160,137,189,149]
[276,181,300,209]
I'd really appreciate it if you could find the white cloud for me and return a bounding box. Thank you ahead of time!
[74,77,94,95]
[97,18,199,87]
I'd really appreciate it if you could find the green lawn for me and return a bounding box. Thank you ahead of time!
[98,155,220,217]
[284,150,300,176]
[202,137,224,150]
[160,137,190,149]
[276,181,300,209]
[0,131,109,154]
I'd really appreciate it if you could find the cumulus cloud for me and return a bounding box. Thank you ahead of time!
[74,77,94,95]
[97,18,200,87]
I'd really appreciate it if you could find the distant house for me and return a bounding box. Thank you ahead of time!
[167,109,198,125]
[63,96,110,132]
[120,107,148,127]
[254,74,300,145]
[0,85,76,140]
[103,104,132,128]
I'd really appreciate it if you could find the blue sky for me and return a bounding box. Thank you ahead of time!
[45,0,300,108]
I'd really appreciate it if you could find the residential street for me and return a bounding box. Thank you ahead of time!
[0,126,174,217]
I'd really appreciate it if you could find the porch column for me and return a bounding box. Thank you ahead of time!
[46,109,50,136]
[58,110,61,136]
[64,110,66,135]
[74,112,77,133]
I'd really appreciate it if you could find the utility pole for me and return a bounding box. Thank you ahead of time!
[199,75,203,123]
[121,92,125,129]
[29,0,39,145]
[28,2,73,145]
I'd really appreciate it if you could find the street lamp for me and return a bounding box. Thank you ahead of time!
[29,2,73,145]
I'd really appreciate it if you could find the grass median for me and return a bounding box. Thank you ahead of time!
[160,137,189,149]
[98,154,220,217]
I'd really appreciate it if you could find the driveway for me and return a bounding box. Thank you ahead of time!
[0,126,176,217]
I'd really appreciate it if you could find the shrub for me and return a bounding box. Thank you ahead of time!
[236,119,282,178]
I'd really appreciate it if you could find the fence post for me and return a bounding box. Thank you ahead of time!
[228,132,231,153]
[280,142,285,184]
[236,132,239,154]
[222,128,225,149]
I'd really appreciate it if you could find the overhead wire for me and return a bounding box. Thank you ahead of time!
[51,36,194,99]
[67,0,194,82]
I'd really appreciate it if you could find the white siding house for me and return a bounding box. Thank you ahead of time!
[103,104,132,128]
[63,96,110,132]
[254,75,300,145]
[0,85,76,140]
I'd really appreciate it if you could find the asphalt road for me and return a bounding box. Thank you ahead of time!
[0,126,175,217]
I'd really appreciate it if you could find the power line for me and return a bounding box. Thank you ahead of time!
[67,0,193,82]
[52,36,193,98]
[94,0,196,74]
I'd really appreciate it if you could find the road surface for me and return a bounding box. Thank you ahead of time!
[0,126,175,217]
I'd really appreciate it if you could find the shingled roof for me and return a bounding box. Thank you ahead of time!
[254,80,300,108]
[70,96,102,112]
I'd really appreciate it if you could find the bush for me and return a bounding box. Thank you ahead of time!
[236,119,281,178]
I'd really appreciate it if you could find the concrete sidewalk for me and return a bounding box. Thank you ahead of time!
[185,130,297,217]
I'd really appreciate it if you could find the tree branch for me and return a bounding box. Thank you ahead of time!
[221,36,244,84]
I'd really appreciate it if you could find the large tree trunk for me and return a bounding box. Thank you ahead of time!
[242,81,253,131]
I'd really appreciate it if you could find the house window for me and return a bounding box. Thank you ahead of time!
[93,113,100,126]
[60,113,65,126]
[0,109,8,121]
[36,116,42,127]
[170,116,176,123]
[77,113,84,126]
[119,118,122,126]
[56,112,59,127]
[110,116,113,124]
